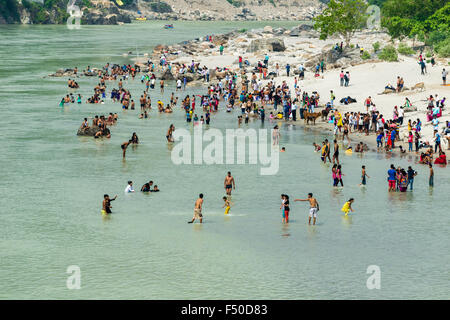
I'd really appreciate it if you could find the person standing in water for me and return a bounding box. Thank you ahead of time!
[294,193,319,225]
[341,198,354,216]
[429,163,434,187]
[272,125,280,145]
[359,165,370,186]
[102,194,117,215]
[223,196,231,215]
[332,139,340,165]
[121,140,132,159]
[387,164,397,191]
[188,193,204,224]
[166,124,175,142]
[224,171,236,196]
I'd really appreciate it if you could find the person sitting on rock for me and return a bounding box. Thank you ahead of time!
[80,118,89,132]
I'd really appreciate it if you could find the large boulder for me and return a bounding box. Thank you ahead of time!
[77,126,110,137]
[247,38,286,53]
[161,69,176,80]
[263,26,273,33]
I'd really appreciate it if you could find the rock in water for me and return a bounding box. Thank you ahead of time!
[160,69,175,80]
[77,126,110,137]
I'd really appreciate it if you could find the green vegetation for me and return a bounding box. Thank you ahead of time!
[380,1,449,40]
[268,0,276,7]
[378,45,398,62]
[0,0,20,23]
[21,0,70,24]
[361,51,371,60]
[435,38,450,58]
[148,1,172,13]
[313,0,368,46]
[372,41,380,52]
[226,0,243,7]
[397,43,415,55]
[372,1,450,59]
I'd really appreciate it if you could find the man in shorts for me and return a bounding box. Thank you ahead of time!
[224,171,236,196]
[295,193,319,225]
[188,193,204,224]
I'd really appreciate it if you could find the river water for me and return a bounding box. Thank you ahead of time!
[0,21,448,299]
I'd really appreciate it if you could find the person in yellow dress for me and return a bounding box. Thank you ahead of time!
[341,198,354,215]
[335,110,343,128]
[223,196,231,215]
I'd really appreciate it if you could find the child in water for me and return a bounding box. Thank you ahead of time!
[223,196,231,215]
[359,165,370,186]
[341,198,354,216]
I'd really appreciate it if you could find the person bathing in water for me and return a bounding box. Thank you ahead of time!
[188,193,204,224]
[224,171,236,196]
[121,140,132,159]
[166,124,175,142]
[223,196,231,215]
[102,194,117,215]
[295,193,319,225]
[341,198,355,215]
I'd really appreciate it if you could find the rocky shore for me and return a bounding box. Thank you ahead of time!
[1,0,323,25]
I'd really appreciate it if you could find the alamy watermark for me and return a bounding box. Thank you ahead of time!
[67,0,82,29]
[66,265,81,289]
[171,124,279,175]
[366,265,381,290]
[366,5,381,30]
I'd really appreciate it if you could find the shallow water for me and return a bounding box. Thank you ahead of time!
[0,21,449,299]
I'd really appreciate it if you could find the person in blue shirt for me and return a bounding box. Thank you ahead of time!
[434,130,441,153]
[376,132,384,148]
[264,54,269,67]
[286,64,291,77]
[390,130,396,148]
[387,164,397,192]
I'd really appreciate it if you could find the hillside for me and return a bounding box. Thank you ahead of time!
[0,0,324,24]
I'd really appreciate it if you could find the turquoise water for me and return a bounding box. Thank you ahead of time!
[0,21,449,299]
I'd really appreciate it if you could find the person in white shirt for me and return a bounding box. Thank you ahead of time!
[442,68,448,85]
[176,79,182,91]
[125,181,135,193]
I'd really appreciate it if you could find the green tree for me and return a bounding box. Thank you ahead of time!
[313,0,368,46]
[381,0,447,39]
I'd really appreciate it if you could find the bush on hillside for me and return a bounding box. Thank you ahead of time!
[397,43,415,55]
[378,45,398,61]
[361,51,371,60]
[372,41,381,52]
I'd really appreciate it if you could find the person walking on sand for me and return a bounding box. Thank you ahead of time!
[442,68,448,85]
[224,171,235,196]
[295,193,319,225]
[188,193,204,224]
